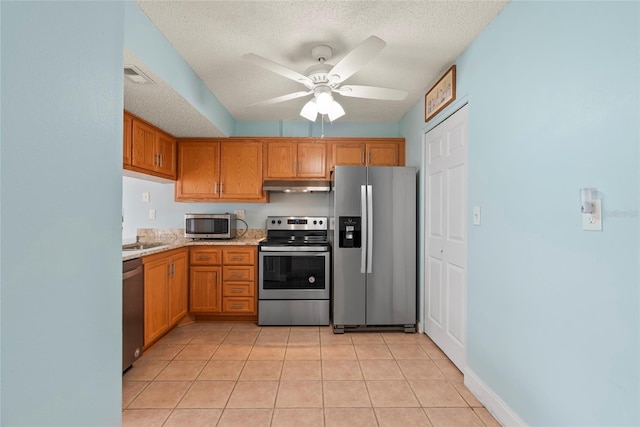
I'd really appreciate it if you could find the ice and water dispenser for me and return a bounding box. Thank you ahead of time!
[338,217,361,248]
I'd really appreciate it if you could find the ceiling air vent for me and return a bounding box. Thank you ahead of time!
[123,65,154,84]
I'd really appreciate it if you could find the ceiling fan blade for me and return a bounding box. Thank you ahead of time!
[328,36,386,83]
[248,91,312,107]
[335,85,408,101]
[242,53,313,88]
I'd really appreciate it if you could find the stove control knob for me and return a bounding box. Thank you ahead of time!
[271,220,276,224]
[277,220,282,224]
[319,220,323,225]
[313,220,317,225]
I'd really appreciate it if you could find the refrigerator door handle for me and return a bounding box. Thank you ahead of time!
[366,184,373,273]
[361,184,368,274]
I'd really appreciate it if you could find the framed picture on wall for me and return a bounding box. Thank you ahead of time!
[425,65,456,122]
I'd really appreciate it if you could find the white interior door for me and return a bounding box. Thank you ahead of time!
[424,105,468,371]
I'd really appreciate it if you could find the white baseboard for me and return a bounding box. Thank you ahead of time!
[464,368,528,427]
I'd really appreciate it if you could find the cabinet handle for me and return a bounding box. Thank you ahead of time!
[231,304,244,309]
[368,151,371,164]
[231,256,243,261]
[213,182,218,194]
[159,153,163,167]
[361,151,365,164]
[231,272,242,277]
[231,288,243,293]
[154,153,159,167]
[197,255,211,261]
[220,183,224,194]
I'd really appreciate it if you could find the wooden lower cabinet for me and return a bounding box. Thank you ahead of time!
[142,248,188,347]
[189,245,257,319]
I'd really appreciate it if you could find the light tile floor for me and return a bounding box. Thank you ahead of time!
[123,322,501,426]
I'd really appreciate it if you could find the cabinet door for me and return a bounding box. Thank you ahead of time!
[367,143,399,166]
[297,142,327,178]
[219,141,264,200]
[123,112,132,166]
[156,131,176,178]
[131,119,157,171]
[168,252,188,325]
[175,141,220,201]
[189,266,222,313]
[265,141,296,179]
[144,259,169,346]
[333,142,366,167]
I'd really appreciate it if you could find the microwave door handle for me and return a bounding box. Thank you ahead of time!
[367,184,373,273]
[360,185,367,274]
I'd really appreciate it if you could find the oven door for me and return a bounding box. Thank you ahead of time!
[259,250,330,300]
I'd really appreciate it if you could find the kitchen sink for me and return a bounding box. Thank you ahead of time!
[122,242,168,251]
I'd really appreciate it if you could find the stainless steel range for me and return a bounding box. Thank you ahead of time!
[258,216,330,326]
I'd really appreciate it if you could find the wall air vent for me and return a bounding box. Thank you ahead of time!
[123,65,154,84]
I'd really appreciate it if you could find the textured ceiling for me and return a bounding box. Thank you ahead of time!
[126,0,508,135]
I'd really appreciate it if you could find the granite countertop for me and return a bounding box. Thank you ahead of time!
[122,228,265,261]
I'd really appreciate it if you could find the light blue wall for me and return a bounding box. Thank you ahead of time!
[235,120,401,137]
[402,1,639,425]
[1,2,124,425]
[124,1,235,137]
[123,176,330,240]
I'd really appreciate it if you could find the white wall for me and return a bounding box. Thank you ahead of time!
[1,2,124,425]
[402,1,639,425]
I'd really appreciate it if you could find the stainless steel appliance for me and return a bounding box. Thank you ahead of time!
[123,258,144,372]
[331,166,417,333]
[258,216,330,326]
[185,213,236,239]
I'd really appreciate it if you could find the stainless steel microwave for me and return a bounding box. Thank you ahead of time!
[185,213,237,239]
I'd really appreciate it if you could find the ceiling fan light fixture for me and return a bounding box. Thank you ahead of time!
[327,100,345,121]
[300,99,318,121]
[315,91,333,114]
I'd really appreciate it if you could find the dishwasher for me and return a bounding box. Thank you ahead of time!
[123,258,144,372]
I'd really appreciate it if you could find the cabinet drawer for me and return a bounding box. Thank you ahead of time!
[223,282,254,297]
[223,266,255,281]
[190,247,222,265]
[223,247,256,265]
[222,297,255,313]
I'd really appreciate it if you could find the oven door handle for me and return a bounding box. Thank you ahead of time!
[260,251,330,257]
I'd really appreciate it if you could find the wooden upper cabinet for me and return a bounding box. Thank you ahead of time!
[332,142,367,166]
[123,112,132,166]
[367,142,400,166]
[220,140,264,200]
[155,131,177,178]
[264,139,327,180]
[131,119,157,171]
[297,142,327,178]
[175,140,220,200]
[330,138,405,170]
[175,138,267,203]
[125,111,177,180]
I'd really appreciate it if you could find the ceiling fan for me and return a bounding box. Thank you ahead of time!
[242,36,408,122]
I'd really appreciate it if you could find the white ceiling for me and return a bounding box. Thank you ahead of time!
[125,0,508,137]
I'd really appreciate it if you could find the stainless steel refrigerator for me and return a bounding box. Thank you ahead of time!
[331,166,417,333]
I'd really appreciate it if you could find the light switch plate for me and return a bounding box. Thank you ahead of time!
[149,209,156,220]
[142,192,150,202]
[582,199,602,231]
[472,206,481,226]
[234,209,245,220]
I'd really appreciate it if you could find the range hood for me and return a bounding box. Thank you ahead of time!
[263,180,331,193]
